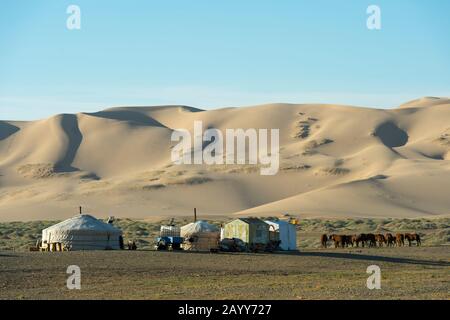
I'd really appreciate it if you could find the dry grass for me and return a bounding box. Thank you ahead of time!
[1,217,448,251]
[0,217,448,300]
[0,247,448,299]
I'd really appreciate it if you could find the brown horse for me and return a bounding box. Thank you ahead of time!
[320,234,328,248]
[395,233,405,247]
[366,233,377,247]
[343,235,354,247]
[375,234,386,247]
[329,235,346,248]
[404,233,421,246]
[385,233,395,247]
[352,234,366,247]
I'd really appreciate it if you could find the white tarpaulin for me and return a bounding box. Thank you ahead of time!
[181,221,219,251]
[265,220,297,250]
[181,220,219,238]
[42,214,122,250]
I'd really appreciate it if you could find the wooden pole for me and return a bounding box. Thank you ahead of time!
[194,208,197,222]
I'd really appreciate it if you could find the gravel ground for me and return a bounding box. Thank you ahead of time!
[0,246,449,300]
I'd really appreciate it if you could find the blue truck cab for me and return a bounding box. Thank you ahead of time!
[156,236,184,250]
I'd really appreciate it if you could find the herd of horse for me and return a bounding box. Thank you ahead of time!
[321,232,421,248]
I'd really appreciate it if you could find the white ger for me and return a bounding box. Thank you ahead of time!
[41,214,122,251]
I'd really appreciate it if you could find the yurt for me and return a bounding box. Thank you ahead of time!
[41,214,123,251]
[180,220,220,252]
[264,220,297,251]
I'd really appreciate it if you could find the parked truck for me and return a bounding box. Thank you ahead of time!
[155,221,184,250]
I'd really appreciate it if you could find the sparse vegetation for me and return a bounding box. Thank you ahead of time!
[295,123,310,139]
[0,217,448,251]
[316,167,350,176]
[292,114,321,140]
[300,138,334,156]
[0,217,448,299]
[16,163,100,181]
[17,163,57,179]
[170,176,213,186]
[0,247,448,299]
[434,129,450,146]
[281,164,312,171]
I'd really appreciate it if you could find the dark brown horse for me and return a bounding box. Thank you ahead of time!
[404,233,421,246]
[366,233,376,247]
[320,234,328,248]
[352,234,366,247]
[329,235,346,248]
[385,233,395,247]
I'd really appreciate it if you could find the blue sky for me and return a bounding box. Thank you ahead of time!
[0,0,449,120]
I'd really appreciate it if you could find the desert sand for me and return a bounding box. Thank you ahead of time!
[0,97,449,221]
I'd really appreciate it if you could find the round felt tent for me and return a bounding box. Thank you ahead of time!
[42,214,123,251]
[180,220,220,252]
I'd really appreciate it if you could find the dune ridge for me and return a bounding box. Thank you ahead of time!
[0,98,449,221]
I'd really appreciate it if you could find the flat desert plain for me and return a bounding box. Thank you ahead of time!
[1,97,450,221]
[0,216,448,300]
[0,247,449,300]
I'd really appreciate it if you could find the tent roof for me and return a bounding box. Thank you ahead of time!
[43,214,121,233]
[181,220,219,236]
[265,220,290,226]
[237,218,266,225]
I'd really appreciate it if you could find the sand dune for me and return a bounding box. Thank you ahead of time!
[0,97,449,221]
